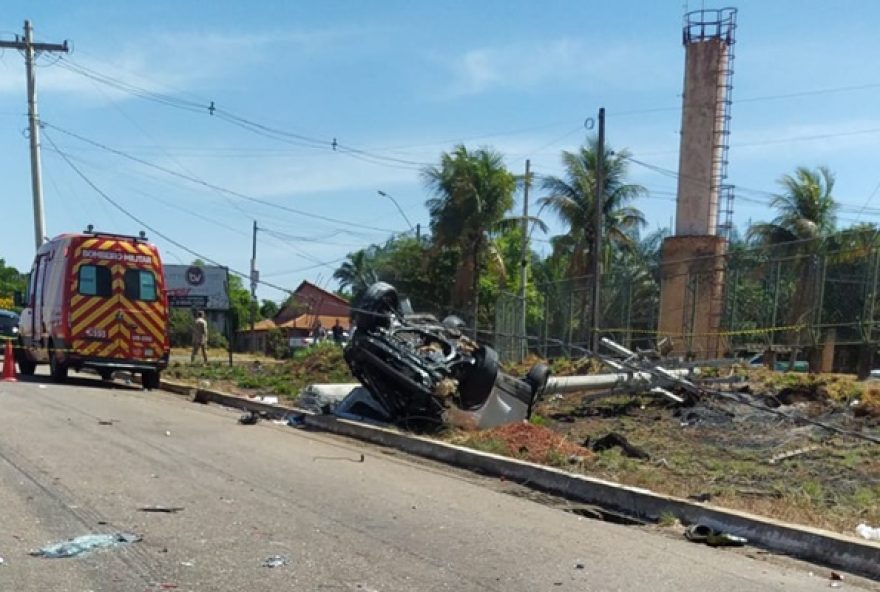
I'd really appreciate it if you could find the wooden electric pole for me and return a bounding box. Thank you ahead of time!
[0,21,69,250]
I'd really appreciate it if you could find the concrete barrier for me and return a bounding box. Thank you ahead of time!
[159,379,880,580]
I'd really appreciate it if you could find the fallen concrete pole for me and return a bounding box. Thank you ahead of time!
[544,367,696,395]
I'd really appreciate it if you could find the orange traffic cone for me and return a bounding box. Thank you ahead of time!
[2,339,17,382]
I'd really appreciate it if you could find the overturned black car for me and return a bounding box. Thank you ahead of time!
[342,282,550,431]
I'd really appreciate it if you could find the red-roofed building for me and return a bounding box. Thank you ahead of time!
[236,281,351,352]
[275,281,350,324]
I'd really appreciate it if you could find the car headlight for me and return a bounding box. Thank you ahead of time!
[11,326,18,334]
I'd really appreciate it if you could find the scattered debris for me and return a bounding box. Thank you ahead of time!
[313,453,365,463]
[767,445,821,465]
[164,430,171,437]
[262,554,290,568]
[0,556,4,565]
[688,493,713,503]
[239,411,260,425]
[257,395,279,405]
[684,524,747,547]
[180,561,194,567]
[830,572,844,581]
[574,560,585,570]
[138,506,184,513]
[587,432,650,460]
[30,532,142,558]
[856,523,880,541]
[97,419,116,426]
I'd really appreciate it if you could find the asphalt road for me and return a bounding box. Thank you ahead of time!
[0,372,875,592]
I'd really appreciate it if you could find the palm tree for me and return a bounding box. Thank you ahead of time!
[747,166,838,362]
[748,166,837,248]
[333,248,378,301]
[423,145,516,331]
[538,137,646,278]
[538,137,646,341]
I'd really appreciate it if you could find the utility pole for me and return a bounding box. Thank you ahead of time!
[0,21,69,250]
[519,159,531,361]
[224,266,233,366]
[250,221,259,353]
[591,107,605,354]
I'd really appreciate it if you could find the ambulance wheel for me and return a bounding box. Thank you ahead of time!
[98,369,114,381]
[48,344,68,382]
[142,370,160,390]
[16,341,36,376]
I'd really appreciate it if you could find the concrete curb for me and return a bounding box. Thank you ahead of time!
[160,379,880,580]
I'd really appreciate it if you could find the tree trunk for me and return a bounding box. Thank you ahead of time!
[472,238,481,339]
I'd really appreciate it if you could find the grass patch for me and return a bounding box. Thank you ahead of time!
[164,341,352,401]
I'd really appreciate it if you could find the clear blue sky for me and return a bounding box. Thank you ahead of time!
[2,1,879,301]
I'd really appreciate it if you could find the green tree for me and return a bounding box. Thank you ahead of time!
[538,137,646,279]
[538,138,645,342]
[423,145,516,329]
[746,167,838,363]
[748,166,837,247]
[333,248,378,301]
[0,259,26,311]
[227,273,259,330]
[259,299,279,319]
[602,228,667,348]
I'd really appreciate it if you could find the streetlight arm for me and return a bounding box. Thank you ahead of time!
[377,190,415,231]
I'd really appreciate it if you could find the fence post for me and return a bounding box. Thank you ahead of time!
[542,290,549,359]
[770,260,781,349]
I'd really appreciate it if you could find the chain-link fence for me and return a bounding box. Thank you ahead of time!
[493,236,880,372]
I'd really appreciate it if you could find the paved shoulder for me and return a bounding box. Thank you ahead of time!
[0,377,867,591]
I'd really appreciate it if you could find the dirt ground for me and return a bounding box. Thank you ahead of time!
[457,364,880,536]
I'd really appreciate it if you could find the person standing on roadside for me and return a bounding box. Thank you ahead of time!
[191,310,209,364]
[332,319,344,344]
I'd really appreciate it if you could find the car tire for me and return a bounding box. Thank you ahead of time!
[355,282,400,332]
[48,343,68,383]
[458,346,499,409]
[98,369,114,381]
[524,363,552,417]
[142,370,160,390]
[16,341,36,376]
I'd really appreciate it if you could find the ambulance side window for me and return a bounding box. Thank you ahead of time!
[124,270,157,301]
[79,265,112,297]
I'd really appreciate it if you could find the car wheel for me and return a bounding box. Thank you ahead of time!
[142,370,160,390]
[524,363,552,417]
[458,346,499,409]
[48,343,68,383]
[355,282,400,332]
[16,341,36,376]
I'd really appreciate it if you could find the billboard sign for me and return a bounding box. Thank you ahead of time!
[164,265,230,310]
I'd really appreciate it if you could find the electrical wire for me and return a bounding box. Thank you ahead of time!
[42,122,403,234]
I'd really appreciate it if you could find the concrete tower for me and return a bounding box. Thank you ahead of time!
[658,7,737,358]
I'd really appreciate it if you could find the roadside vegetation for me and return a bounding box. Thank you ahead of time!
[164,341,352,399]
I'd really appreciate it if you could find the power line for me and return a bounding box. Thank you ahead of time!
[43,122,403,234]
[44,130,312,297]
[56,56,430,170]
